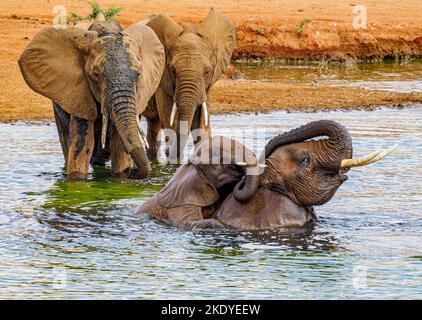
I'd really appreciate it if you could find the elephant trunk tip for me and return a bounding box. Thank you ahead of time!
[130,147,151,179]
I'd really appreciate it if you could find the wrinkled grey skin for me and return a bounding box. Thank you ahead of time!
[136,136,259,228]
[18,19,164,179]
[140,121,354,231]
[142,9,237,161]
[188,120,353,230]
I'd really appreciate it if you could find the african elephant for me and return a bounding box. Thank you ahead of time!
[136,136,260,228]
[142,8,236,160]
[140,120,395,230]
[196,120,395,230]
[18,17,165,180]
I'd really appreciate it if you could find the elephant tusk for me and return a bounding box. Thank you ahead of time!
[101,114,108,149]
[340,149,381,168]
[170,102,177,127]
[202,101,209,127]
[137,116,149,149]
[235,162,266,169]
[340,144,397,168]
[358,144,397,166]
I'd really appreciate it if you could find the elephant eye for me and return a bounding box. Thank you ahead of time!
[204,66,212,76]
[298,153,310,167]
[92,70,100,82]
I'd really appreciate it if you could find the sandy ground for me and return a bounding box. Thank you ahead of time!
[0,0,421,122]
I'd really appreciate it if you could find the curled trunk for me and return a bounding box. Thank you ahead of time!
[237,120,353,202]
[263,120,352,164]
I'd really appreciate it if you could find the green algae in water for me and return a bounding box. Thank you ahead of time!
[28,163,177,213]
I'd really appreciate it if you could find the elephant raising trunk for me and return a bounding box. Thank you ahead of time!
[235,120,353,204]
[264,120,353,163]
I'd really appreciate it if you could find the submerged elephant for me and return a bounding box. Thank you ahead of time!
[136,136,260,228]
[138,120,396,230]
[142,8,237,160]
[19,17,165,179]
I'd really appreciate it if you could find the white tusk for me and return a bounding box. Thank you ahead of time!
[340,149,382,168]
[202,101,209,127]
[137,116,149,149]
[340,144,397,168]
[258,164,267,168]
[235,161,248,166]
[101,114,108,149]
[170,102,177,127]
[359,144,397,166]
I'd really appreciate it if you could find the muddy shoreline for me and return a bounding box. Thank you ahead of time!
[1,80,421,123]
[0,0,421,122]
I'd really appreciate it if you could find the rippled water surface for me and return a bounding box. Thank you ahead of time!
[0,106,421,299]
[236,61,422,92]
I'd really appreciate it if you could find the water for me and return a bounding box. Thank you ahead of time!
[0,106,421,299]
[236,61,422,93]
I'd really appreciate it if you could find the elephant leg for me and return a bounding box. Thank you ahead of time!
[90,117,111,166]
[155,89,179,158]
[53,101,70,163]
[146,116,161,161]
[67,116,95,180]
[143,96,161,161]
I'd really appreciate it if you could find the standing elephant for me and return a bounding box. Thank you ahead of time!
[18,18,165,179]
[142,8,237,160]
[136,136,259,228]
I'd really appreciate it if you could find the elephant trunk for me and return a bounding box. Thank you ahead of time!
[108,89,150,178]
[233,172,259,203]
[176,71,203,127]
[263,120,353,167]
[232,140,260,203]
[174,71,204,154]
[235,120,353,203]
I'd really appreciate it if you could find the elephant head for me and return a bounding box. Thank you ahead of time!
[137,136,257,227]
[18,19,165,178]
[145,9,236,153]
[259,120,354,207]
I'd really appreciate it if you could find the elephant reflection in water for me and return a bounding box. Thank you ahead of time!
[137,120,396,230]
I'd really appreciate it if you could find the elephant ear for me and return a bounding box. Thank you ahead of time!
[18,27,98,120]
[144,14,184,96]
[196,8,236,85]
[123,23,165,114]
[157,164,219,209]
[144,14,184,48]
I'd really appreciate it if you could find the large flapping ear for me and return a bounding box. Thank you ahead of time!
[196,8,236,85]
[18,27,98,120]
[144,14,184,48]
[123,23,165,114]
[144,14,184,96]
[157,164,219,208]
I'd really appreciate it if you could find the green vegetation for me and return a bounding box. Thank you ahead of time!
[252,27,265,36]
[69,1,124,24]
[295,18,312,35]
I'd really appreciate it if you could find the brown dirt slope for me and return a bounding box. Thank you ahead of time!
[0,0,421,122]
